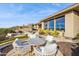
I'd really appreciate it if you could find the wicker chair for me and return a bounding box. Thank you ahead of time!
[12,38,31,55]
[33,43,58,56]
[33,35,58,56]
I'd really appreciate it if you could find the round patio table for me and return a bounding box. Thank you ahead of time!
[27,37,46,46]
[23,37,46,55]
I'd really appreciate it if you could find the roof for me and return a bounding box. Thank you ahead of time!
[39,3,79,22]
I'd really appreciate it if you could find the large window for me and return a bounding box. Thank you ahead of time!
[44,22,48,30]
[49,19,54,30]
[56,16,65,31]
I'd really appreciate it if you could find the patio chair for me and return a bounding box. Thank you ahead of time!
[12,38,31,55]
[45,35,56,45]
[33,43,58,56]
[27,32,39,39]
[33,35,58,56]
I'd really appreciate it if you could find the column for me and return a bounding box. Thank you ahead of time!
[41,22,44,29]
[54,19,56,31]
[37,25,39,29]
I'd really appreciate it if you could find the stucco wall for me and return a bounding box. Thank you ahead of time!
[65,11,79,38]
[73,11,79,37]
[65,11,75,38]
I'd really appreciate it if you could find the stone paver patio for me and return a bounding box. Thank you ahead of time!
[6,48,63,56]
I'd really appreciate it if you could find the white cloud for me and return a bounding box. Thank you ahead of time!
[0,6,57,25]
[52,3,61,7]
[37,9,55,14]
[0,4,61,27]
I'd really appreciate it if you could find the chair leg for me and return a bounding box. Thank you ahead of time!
[55,46,59,56]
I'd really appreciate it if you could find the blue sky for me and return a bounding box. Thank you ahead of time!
[0,3,74,28]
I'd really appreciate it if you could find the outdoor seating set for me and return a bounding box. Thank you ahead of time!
[12,32,58,56]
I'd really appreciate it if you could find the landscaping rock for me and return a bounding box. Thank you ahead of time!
[57,42,79,56]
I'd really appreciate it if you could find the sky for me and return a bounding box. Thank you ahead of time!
[0,3,74,28]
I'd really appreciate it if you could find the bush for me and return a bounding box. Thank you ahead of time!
[51,30,59,37]
[15,34,29,39]
[74,33,79,39]
[39,29,48,35]
[0,37,16,46]
[0,34,29,46]
[0,28,16,41]
[38,29,59,37]
[0,34,7,41]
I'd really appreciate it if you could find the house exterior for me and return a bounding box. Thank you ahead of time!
[36,3,79,38]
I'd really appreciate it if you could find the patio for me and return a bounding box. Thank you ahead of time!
[6,36,75,56]
[6,30,76,56]
[6,32,64,56]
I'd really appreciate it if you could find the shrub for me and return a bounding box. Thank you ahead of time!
[49,30,59,37]
[0,28,16,41]
[0,37,16,46]
[74,33,79,39]
[15,34,29,39]
[0,34,7,41]
[38,29,59,37]
[39,29,48,35]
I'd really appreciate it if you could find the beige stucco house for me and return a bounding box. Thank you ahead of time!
[36,3,79,38]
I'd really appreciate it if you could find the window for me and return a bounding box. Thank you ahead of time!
[49,19,54,30]
[44,22,48,30]
[56,16,65,31]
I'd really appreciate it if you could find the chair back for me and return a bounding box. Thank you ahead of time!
[12,38,22,48]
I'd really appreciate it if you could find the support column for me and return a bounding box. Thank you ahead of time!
[41,22,44,29]
[36,25,39,29]
[54,19,56,31]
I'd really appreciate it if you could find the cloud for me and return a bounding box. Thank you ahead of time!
[52,3,61,7]
[0,7,56,25]
[0,3,73,28]
[37,9,57,15]
[0,4,57,20]
[10,4,24,11]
